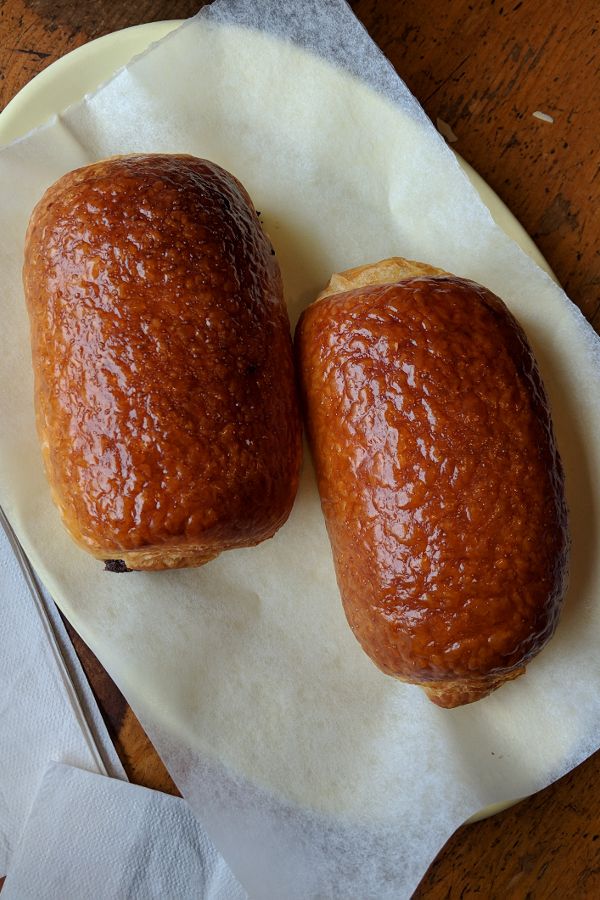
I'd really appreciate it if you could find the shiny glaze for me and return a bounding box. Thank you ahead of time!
[297,277,568,699]
[24,155,301,566]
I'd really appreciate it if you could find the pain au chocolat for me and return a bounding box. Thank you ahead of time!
[296,257,568,707]
[24,154,301,571]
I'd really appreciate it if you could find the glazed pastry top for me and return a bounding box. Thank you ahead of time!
[24,155,300,557]
[297,275,568,683]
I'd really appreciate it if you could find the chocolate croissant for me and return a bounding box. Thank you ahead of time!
[297,257,568,707]
[24,154,301,571]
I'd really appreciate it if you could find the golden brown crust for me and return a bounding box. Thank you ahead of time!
[420,667,526,708]
[24,154,302,570]
[297,257,569,707]
[316,257,446,302]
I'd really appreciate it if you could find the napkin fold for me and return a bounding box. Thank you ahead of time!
[0,511,125,875]
[2,762,246,900]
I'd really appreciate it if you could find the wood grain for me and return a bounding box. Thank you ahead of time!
[62,618,179,796]
[352,0,600,325]
[1,1,598,896]
[415,750,600,898]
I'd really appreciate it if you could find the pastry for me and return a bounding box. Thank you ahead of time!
[24,154,302,571]
[296,257,569,707]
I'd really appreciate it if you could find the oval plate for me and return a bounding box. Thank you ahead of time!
[0,19,549,824]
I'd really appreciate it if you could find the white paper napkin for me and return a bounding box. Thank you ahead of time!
[0,511,125,875]
[2,762,246,900]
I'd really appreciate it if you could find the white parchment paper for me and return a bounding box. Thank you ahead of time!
[0,1,599,896]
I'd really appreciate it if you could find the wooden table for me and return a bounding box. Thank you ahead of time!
[1,0,599,895]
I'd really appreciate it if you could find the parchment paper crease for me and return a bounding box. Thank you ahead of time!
[0,1,599,897]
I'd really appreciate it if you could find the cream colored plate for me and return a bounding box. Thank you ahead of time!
[0,20,550,824]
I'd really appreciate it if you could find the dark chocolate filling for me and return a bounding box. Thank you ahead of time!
[103,559,132,573]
